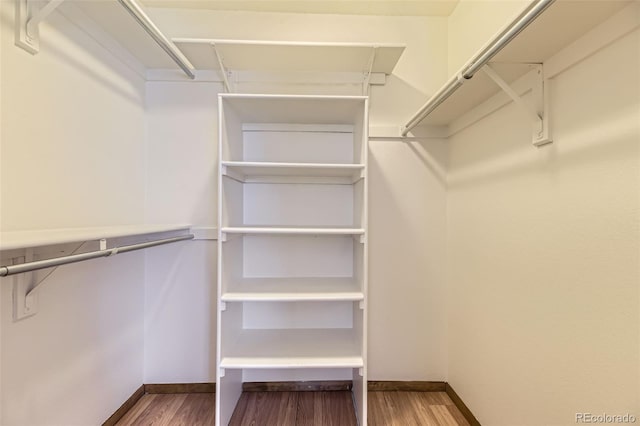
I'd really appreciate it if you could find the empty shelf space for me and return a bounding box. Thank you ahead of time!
[222,277,363,302]
[220,328,363,369]
[221,226,365,236]
[222,161,365,183]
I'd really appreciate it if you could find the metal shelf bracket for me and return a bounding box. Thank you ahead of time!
[210,43,232,93]
[12,250,38,321]
[6,234,193,321]
[362,46,378,95]
[482,63,553,147]
[16,0,66,54]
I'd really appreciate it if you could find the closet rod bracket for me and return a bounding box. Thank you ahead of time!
[12,251,38,321]
[482,63,552,147]
[5,233,194,320]
[16,0,66,54]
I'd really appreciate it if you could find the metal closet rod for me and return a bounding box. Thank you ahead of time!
[117,0,196,79]
[401,0,555,136]
[0,234,194,277]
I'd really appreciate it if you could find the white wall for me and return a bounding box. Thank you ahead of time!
[144,81,220,383]
[0,1,147,424]
[369,138,448,380]
[143,8,449,382]
[447,22,640,426]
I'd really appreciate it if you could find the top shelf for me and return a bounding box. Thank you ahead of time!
[173,39,406,74]
[68,1,186,70]
[411,0,633,128]
[0,224,191,251]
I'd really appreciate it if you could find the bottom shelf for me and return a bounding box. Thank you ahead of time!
[220,328,363,369]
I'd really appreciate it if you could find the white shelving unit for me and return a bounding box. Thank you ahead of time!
[217,94,368,426]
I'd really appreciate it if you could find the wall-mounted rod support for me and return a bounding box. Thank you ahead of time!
[482,64,541,124]
[16,0,66,54]
[26,0,65,37]
[117,0,196,79]
[401,0,555,136]
[0,234,194,278]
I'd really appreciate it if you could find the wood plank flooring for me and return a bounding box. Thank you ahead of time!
[115,391,470,426]
[115,394,215,426]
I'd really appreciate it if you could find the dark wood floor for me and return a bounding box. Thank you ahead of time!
[115,391,470,426]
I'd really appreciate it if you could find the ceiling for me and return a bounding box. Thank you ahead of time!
[140,1,461,17]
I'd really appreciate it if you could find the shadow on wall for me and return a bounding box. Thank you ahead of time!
[369,74,432,127]
[144,241,217,382]
[1,253,145,425]
[448,101,639,192]
[366,138,448,380]
[0,4,144,107]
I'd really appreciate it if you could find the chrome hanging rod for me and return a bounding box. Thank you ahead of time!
[117,0,196,79]
[401,0,555,136]
[0,234,194,277]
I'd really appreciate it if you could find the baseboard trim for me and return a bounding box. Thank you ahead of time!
[368,381,446,392]
[445,383,481,426]
[244,380,352,392]
[145,382,215,394]
[104,381,480,426]
[102,385,144,426]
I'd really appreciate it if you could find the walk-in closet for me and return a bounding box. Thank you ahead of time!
[1,0,638,425]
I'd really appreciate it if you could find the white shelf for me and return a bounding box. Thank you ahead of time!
[222,277,363,302]
[415,0,632,127]
[221,94,367,125]
[222,161,365,183]
[220,329,363,369]
[0,224,191,251]
[221,226,365,236]
[63,1,186,70]
[173,39,405,74]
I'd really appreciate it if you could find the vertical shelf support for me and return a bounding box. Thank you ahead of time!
[362,47,378,95]
[482,63,552,146]
[12,251,38,321]
[211,43,232,93]
[16,0,66,54]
